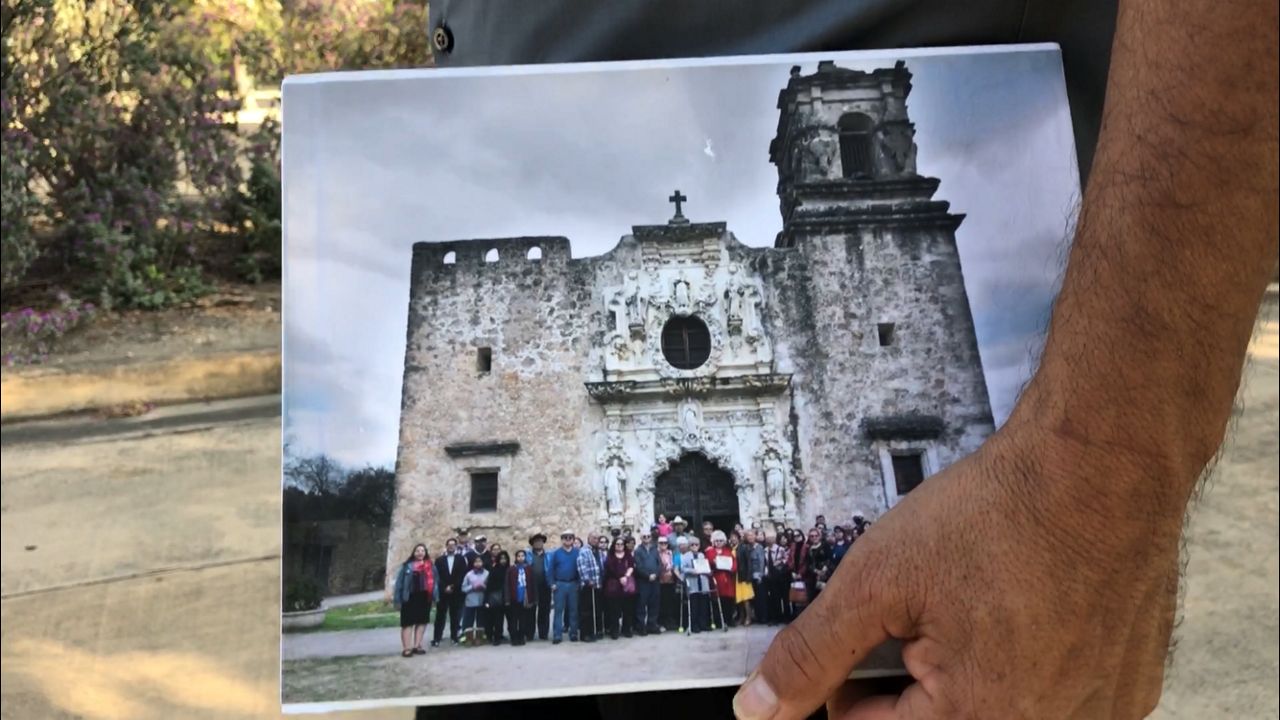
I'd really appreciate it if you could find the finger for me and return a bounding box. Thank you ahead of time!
[837,682,944,720]
[824,676,885,712]
[828,672,917,716]
[734,538,910,720]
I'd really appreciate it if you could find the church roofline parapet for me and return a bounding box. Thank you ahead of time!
[411,236,572,269]
[629,221,728,243]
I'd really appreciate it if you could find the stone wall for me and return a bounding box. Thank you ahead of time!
[765,225,994,525]
[390,237,604,567]
[286,520,389,596]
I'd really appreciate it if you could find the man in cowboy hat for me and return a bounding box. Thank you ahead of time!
[524,532,553,641]
[670,515,688,543]
[548,530,580,644]
[468,535,489,568]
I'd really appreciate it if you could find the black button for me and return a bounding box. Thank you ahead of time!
[433,25,454,54]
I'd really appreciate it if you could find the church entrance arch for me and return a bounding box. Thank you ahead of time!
[653,453,739,535]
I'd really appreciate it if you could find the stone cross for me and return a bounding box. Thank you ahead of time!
[668,190,689,225]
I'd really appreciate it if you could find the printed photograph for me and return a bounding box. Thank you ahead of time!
[280,46,1080,711]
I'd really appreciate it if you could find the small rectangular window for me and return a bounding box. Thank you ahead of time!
[891,453,926,495]
[877,323,896,347]
[477,347,492,373]
[470,472,499,512]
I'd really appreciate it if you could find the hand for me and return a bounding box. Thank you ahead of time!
[734,423,1182,720]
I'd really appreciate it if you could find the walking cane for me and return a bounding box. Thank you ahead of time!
[532,593,539,641]
[685,584,695,637]
[708,573,728,632]
[677,582,687,634]
[706,573,717,630]
[590,585,599,639]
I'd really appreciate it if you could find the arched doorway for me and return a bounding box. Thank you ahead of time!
[653,453,739,534]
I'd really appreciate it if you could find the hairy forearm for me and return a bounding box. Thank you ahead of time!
[1014,0,1278,507]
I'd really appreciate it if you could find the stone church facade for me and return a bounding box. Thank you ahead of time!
[388,61,994,565]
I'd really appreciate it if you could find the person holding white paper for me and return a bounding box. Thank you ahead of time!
[681,537,712,634]
[705,530,738,629]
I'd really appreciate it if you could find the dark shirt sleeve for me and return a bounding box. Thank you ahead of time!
[427,0,1116,182]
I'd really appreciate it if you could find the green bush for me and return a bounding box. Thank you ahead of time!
[0,0,429,309]
[227,119,283,284]
[285,578,324,612]
[0,120,40,290]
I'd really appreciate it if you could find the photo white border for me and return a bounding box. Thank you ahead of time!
[279,41,1067,713]
[284,669,910,715]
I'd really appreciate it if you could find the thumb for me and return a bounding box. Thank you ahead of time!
[733,539,910,720]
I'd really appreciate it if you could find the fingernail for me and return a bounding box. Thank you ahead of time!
[733,672,779,720]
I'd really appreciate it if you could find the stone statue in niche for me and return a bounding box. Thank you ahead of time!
[757,424,793,518]
[622,271,648,334]
[650,269,717,320]
[724,264,745,330]
[597,431,632,525]
[673,274,693,314]
[741,282,764,342]
[761,447,787,516]
[678,398,702,446]
[603,456,627,523]
[880,123,917,176]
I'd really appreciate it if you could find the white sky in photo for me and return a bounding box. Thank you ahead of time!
[283,47,1080,469]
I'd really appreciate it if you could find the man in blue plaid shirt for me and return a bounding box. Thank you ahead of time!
[577,532,603,642]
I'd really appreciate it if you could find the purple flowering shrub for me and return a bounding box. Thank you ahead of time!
[1,0,429,312]
[0,293,97,366]
[2,0,239,308]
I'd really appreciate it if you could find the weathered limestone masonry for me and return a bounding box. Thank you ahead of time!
[388,60,994,578]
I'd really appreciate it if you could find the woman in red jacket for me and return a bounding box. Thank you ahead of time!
[704,530,737,628]
[392,543,436,657]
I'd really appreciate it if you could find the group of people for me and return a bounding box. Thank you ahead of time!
[391,512,873,656]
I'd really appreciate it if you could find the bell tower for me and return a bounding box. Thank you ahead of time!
[765,60,995,515]
[769,60,959,247]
